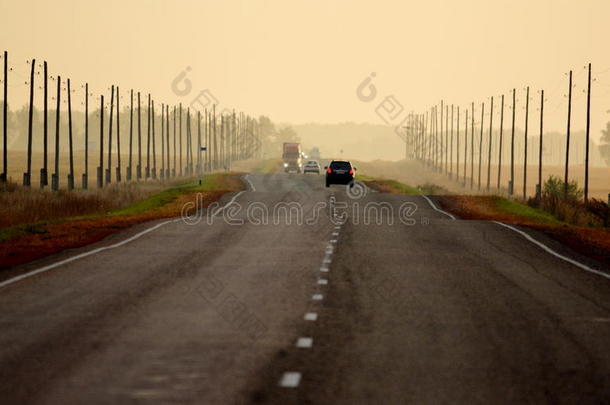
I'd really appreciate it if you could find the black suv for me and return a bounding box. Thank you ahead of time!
[325,160,356,187]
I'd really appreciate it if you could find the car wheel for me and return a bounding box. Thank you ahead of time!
[326,181,330,188]
[349,180,354,188]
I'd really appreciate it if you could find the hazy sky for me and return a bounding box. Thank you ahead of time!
[1,0,610,135]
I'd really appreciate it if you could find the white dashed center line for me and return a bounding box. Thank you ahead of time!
[330,239,337,244]
[312,294,323,301]
[296,337,313,348]
[304,312,318,321]
[279,372,302,387]
[318,279,328,285]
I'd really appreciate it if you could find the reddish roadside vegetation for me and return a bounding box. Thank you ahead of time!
[0,175,244,270]
[438,195,610,265]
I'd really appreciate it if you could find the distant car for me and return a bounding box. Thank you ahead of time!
[303,160,320,174]
[325,160,356,187]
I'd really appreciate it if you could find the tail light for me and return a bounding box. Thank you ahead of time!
[349,169,354,175]
[327,168,332,174]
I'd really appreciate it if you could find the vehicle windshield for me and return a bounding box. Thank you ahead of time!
[330,161,351,170]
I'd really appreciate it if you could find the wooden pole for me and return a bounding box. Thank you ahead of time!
[83,82,88,189]
[179,103,183,176]
[137,92,142,180]
[445,104,449,174]
[146,94,150,178]
[67,79,74,190]
[450,105,454,178]
[510,88,516,195]
[486,97,493,191]
[152,100,156,179]
[523,86,530,200]
[166,105,170,178]
[173,105,176,177]
[52,75,61,191]
[1,51,7,183]
[107,85,114,184]
[116,87,121,182]
[115,87,122,182]
[478,102,484,190]
[537,89,544,200]
[98,95,103,188]
[564,71,572,199]
[128,89,133,181]
[584,63,592,202]
[470,102,474,189]
[161,103,164,179]
[41,61,48,188]
[24,58,35,186]
[497,94,504,190]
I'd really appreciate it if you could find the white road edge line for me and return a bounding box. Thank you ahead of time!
[0,190,246,290]
[421,195,456,220]
[244,174,256,192]
[494,221,610,281]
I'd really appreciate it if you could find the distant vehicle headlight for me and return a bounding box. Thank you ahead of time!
[283,163,288,167]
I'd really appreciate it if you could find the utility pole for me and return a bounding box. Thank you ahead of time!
[497,94,504,190]
[146,94,150,179]
[486,97,493,191]
[213,105,218,170]
[41,61,48,188]
[179,103,183,176]
[152,100,156,179]
[445,104,449,175]
[197,110,201,173]
[450,105,454,179]
[510,89,516,195]
[107,85,114,185]
[166,105,170,178]
[440,102,443,171]
[161,103,165,179]
[1,51,7,183]
[116,87,121,182]
[470,102,474,189]
[478,102,484,190]
[463,107,468,186]
[83,82,88,189]
[455,106,459,181]
[137,92,142,180]
[24,58,35,186]
[523,86,530,200]
[536,89,545,200]
[173,105,176,177]
[564,70,572,199]
[67,79,74,190]
[128,89,133,181]
[52,75,61,191]
[584,63,592,202]
[98,95,103,188]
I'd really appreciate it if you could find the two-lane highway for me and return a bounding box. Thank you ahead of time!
[1,173,609,404]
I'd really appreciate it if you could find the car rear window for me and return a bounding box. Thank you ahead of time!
[330,161,351,169]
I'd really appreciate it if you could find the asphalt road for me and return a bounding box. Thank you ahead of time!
[0,173,609,404]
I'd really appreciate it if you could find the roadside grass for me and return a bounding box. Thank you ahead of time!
[252,159,282,174]
[358,175,422,194]
[0,173,245,269]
